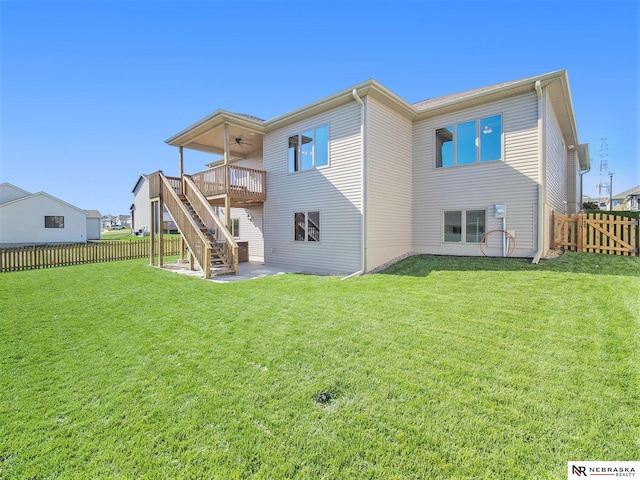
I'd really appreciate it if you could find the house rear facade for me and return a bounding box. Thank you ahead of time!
[152,70,589,277]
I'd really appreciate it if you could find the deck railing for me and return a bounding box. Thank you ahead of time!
[149,171,181,198]
[190,165,266,201]
[183,175,238,274]
[155,172,213,277]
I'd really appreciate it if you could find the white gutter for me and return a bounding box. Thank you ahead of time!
[579,166,591,211]
[353,88,366,276]
[577,144,591,210]
[532,80,546,264]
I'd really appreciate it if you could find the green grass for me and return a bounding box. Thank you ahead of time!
[99,229,137,241]
[1,253,638,479]
[98,231,181,242]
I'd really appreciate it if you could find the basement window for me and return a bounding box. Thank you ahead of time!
[230,218,240,237]
[444,210,486,243]
[45,216,65,228]
[294,211,320,242]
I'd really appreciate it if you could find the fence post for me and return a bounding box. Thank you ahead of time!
[577,213,584,252]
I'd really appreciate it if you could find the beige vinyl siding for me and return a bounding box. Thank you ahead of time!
[227,151,265,259]
[566,149,580,214]
[366,97,413,271]
[218,206,264,260]
[263,102,362,273]
[233,148,264,170]
[413,93,539,257]
[545,97,568,215]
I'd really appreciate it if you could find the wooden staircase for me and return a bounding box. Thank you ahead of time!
[179,195,235,276]
[150,171,238,279]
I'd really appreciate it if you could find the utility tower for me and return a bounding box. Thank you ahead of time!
[597,138,610,196]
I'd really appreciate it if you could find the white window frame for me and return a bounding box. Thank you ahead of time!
[230,218,240,238]
[288,125,329,173]
[293,211,321,242]
[435,114,503,168]
[443,209,487,244]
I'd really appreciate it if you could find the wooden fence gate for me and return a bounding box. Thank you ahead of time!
[552,211,639,256]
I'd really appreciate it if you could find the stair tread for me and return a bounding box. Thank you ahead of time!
[167,188,235,276]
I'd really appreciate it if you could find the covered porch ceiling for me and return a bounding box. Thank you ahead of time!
[165,110,265,160]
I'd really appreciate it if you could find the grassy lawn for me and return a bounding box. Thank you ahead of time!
[98,230,182,242]
[99,229,137,241]
[1,253,638,478]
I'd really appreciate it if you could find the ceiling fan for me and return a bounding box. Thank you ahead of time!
[231,135,253,148]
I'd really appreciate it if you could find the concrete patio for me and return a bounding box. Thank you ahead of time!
[160,259,300,283]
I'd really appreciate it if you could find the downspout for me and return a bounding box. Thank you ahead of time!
[353,88,367,276]
[579,165,590,211]
[532,80,546,264]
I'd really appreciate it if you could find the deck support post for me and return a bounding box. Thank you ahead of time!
[223,123,231,231]
[150,200,156,265]
[179,146,184,193]
[158,186,164,268]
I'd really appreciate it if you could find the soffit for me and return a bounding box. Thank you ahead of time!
[546,75,579,149]
[576,144,590,171]
[165,111,265,159]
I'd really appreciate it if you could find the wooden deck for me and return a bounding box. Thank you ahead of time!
[189,165,266,208]
[149,165,266,208]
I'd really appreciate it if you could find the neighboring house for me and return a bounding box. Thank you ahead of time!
[615,186,640,211]
[131,174,177,234]
[100,216,113,230]
[0,183,99,246]
[116,214,132,228]
[591,186,639,212]
[153,69,589,275]
[85,210,102,240]
[131,175,151,234]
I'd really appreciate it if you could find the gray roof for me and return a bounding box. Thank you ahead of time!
[84,209,102,218]
[614,185,640,199]
[412,73,545,111]
[231,112,265,123]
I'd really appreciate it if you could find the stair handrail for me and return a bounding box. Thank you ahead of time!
[156,172,213,279]
[183,174,239,275]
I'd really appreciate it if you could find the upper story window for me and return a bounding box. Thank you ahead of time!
[288,125,329,173]
[436,114,502,168]
[45,216,64,228]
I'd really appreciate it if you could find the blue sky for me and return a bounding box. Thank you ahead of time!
[1,0,638,215]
